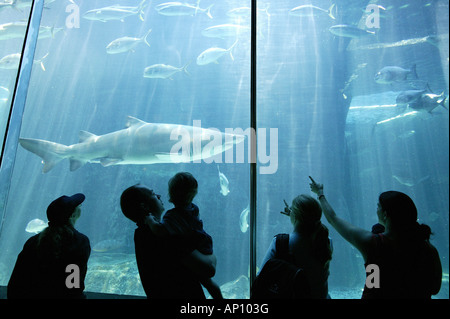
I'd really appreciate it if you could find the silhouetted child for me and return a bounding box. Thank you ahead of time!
[145,172,222,299]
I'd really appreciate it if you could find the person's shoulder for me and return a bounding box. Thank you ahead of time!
[73,228,91,245]
[22,233,40,249]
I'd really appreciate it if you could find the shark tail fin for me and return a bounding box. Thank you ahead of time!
[19,138,69,173]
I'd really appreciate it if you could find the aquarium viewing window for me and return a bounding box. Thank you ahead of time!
[0,0,448,300]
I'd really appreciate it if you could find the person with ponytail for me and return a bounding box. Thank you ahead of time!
[259,194,333,298]
[8,194,91,299]
[309,176,442,299]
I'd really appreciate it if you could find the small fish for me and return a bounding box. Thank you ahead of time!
[25,218,48,234]
[143,62,190,79]
[289,4,335,19]
[217,165,230,196]
[202,24,250,39]
[374,65,418,84]
[0,52,48,71]
[197,40,238,65]
[83,0,148,22]
[239,204,250,233]
[92,239,124,252]
[329,24,375,38]
[106,29,152,54]
[155,1,213,19]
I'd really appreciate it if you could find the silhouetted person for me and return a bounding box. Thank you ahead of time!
[144,172,223,299]
[120,184,218,299]
[8,194,90,299]
[260,194,333,298]
[309,176,442,298]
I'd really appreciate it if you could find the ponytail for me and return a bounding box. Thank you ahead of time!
[37,224,75,261]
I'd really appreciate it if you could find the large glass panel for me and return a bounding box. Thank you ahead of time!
[257,0,448,299]
[0,1,31,160]
[0,0,448,300]
[0,0,251,298]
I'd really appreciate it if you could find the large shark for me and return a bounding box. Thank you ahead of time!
[19,116,245,173]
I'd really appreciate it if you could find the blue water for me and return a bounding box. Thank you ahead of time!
[0,0,448,299]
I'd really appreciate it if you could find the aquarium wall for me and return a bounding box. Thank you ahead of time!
[0,0,448,299]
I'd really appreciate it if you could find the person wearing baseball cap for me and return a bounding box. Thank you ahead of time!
[8,193,91,299]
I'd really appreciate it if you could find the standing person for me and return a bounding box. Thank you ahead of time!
[259,194,333,298]
[144,172,223,299]
[8,193,90,299]
[120,184,218,299]
[309,176,442,298]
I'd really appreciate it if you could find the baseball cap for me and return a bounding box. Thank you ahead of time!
[47,193,85,225]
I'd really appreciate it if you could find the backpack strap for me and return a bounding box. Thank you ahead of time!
[274,233,294,263]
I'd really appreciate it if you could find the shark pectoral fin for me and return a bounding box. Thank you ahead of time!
[154,152,175,162]
[154,152,188,163]
[99,157,122,167]
[70,159,87,171]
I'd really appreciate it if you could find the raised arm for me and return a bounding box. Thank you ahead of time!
[309,176,373,261]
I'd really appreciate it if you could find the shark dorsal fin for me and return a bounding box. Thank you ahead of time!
[79,130,98,143]
[126,116,147,128]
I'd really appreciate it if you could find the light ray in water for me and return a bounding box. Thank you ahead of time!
[350,104,396,110]
[376,111,418,125]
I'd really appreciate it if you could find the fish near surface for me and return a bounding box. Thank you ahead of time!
[155,1,213,18]
[106,29,152,54]
[289,4,336,19]
[374,65,418,84]
[19,116,245,173]
[83,0,149,22]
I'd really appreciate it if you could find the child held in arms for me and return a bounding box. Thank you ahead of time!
[145,172,223,299]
